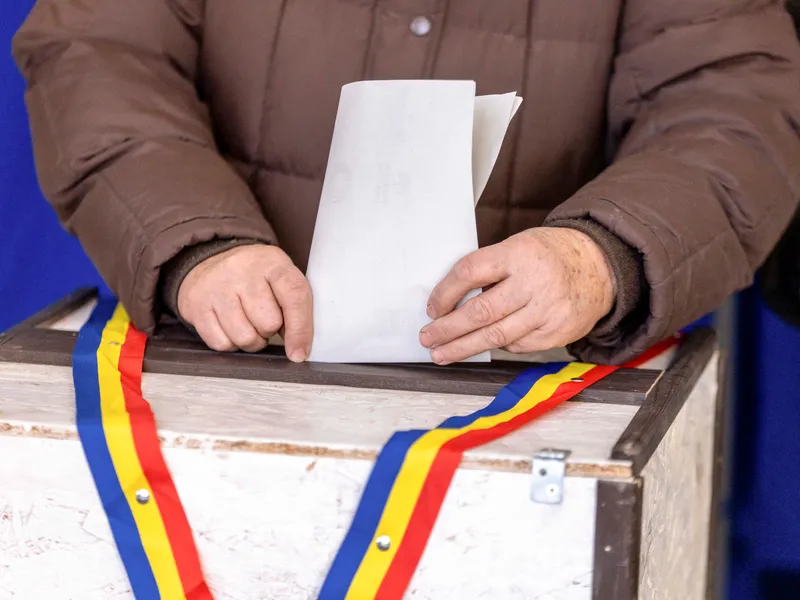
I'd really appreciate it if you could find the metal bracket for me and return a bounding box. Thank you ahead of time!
[530,448,571,504]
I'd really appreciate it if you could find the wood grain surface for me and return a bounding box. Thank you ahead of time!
[0,361,638,476]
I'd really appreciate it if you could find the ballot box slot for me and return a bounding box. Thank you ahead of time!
[0,287,662,404]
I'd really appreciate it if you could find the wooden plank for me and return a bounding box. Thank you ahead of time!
[612,328,717,472]
[706,351,729,600]
[592,479,642,600]
[0,325,660,404]
[0,362,637,476]
[637,356,718,600]
[0,436,599,599]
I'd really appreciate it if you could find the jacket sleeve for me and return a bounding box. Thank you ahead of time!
[546,0,800,364]
[12,0,277,333]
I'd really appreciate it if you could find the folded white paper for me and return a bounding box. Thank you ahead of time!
[472,93,523,206]
[306,80,522,363]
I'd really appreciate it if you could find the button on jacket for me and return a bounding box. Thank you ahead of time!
[12,0,800,363]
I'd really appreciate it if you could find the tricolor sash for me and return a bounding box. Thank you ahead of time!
[72,297,677,599]
[317,337,676,599]
[72,297,212,599]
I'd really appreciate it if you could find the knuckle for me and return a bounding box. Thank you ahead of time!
[454,256,477,282]
[506,339,531,354]
[207,338,235,352]
[225,323,261,348]
[261,244,287,260]
[264,259,288,280]
[484,323,508,348]
[221,250,251,273]
[243,341,267,353]
[267,252,294,274]
[288,278,312,302]
[260,315,284,335]
[505,340,522,353]
[468,296,494,325]
[274,268,312,300]
[238,331,264,348]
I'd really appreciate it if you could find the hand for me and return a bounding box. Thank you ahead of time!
[177,244,313,361]
[419,228,616,364]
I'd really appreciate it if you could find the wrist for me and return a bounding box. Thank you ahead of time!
[542,218,646,340]
[531,226,616,320]
[568,229,617,318]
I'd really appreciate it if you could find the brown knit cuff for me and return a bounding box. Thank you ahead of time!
[159,238,267,319]
[546,218,646,350]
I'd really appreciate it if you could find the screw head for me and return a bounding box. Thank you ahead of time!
[571,377,584,383]
[135,488,151,504]
[375,535,392,551]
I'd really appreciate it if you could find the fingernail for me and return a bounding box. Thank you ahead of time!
[289,348,307,363]
[420,329,432,348]
[427,304,436,319]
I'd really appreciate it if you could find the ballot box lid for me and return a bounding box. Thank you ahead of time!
[0,288,716,479]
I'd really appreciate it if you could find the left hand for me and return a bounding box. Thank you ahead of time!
[420,227,616,364]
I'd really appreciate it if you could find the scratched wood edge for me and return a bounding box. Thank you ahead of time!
[611,328,717,474]
[592,479,643,600]
[0,419,634,479]
[0,288,659,403]
[705,349,729,600]
[0,287,96,337]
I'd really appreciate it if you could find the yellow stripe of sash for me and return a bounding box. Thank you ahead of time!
[97,305,185,598]
[345,362,595,599]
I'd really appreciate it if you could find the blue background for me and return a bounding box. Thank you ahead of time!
[1,1,105,332]
[2,3,800,598]
[729,288,800,599]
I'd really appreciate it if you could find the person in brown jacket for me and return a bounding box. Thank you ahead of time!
[12,0,800,365]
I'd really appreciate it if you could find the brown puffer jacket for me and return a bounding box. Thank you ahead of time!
[12,0,800,363]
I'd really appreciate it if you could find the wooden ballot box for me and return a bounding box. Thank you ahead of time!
[0,289,723,600]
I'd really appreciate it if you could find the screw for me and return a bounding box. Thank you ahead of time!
[375,535,391,551]
[135,489,151,504]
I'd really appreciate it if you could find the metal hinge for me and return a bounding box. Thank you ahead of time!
[530,449,571,504]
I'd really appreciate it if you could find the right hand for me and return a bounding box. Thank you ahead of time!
[177,244,313,361]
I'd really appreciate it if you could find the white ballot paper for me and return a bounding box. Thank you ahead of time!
[306,80,522,363]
